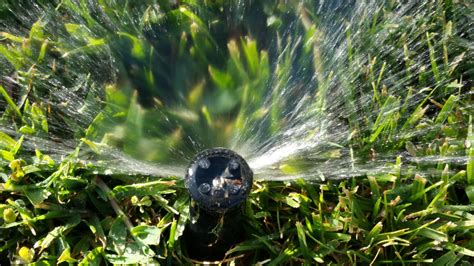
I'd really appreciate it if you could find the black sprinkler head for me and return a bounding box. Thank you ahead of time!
[184,148,253,260]
[185,148,253,213]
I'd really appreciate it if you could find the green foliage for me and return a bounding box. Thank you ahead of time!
[0,0,473,264]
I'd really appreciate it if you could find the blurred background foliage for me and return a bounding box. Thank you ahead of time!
[0,0,471,165]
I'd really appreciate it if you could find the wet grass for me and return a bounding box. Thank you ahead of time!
[0,0,473,264]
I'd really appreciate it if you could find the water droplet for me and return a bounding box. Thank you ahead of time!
[198,183,211,194]
[198,158,210,169]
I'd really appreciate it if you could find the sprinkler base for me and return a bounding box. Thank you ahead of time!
[184,204,244,260]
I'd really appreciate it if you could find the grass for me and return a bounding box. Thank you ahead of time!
[0,0,473,264]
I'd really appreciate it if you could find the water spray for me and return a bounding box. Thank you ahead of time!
[184,148,253,260]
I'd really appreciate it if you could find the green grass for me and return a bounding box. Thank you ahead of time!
[1,0,473,264]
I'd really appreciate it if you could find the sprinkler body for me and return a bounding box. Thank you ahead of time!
[184,148,253,260]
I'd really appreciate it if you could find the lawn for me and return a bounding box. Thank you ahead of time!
[0,0,473,264]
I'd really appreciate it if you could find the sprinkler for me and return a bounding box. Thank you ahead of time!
[184,148,253,260]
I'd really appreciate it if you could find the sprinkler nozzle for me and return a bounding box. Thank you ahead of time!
[185,148,253,213]
[184,148,253,260]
